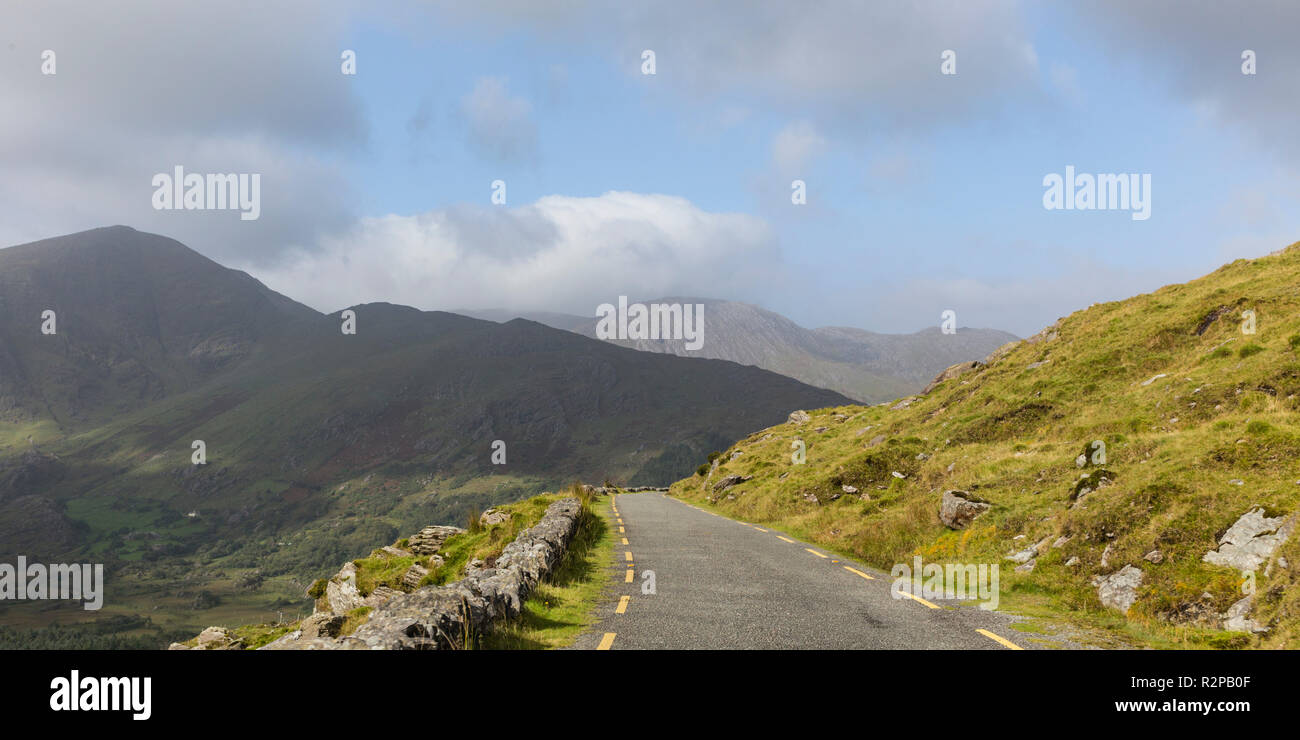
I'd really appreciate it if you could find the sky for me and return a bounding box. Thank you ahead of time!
[2,0,1298,336]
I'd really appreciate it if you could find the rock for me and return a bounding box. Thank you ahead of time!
[841,484,858,494]
[1144,550,1164,564]
[813,426,828,433]
[922,361,984,394]
[380,545,412,558]
[1052,535,1071,549]
[802,493,819,504]
[891,471,906,479]
[1100,542,1115,569]
[479,509,509,527]
[323,562,367,615]
[1222,595,1267,634]
[788,410,811,424]
[1075,454,1087,468]
[1140,373,1168,387]
[890,398,916,411]
[1006,546,1037,564]
[939,490,990,530]
[408,525,467,556]
[195,626,242,650]
[300,612,345,639]
[1014,559,1036,573]
[1096,565,1144,613]
[402,563,430,590]
[711,475,752,493]
[464,558,486,575]
[368,585,404,607]
[1065,556,1080,566]
[1202,508,1296,572]
[867,434,886,447]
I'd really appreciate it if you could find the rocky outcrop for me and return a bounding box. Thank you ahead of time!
[169,626,244,650]
[271,497,584,650]
[480,509,509,527]
[788,410,811,424]
[922,361,983,395]
[408,525,466,556]
[939,490,990,529]
[1202,508,1296,572]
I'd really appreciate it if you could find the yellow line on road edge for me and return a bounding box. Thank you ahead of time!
[597,633,616,650]
[805,548,828,559]
[752,526,767,532]
[776,536,795,543]
[625,569,634,583]
[621,537,629,545]
[616,595,630,614]
[976,629,1023,650]
[618,526,625,533]
[899,590,941,609]
[625,551,633,561]
[843,566,874,580]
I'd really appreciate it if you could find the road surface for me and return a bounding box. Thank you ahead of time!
[571,492,1076,650]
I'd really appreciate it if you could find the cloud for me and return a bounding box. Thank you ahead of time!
[1063,1,1300,165]
[405,0,1041,133]
[248,192,785,315]
[771,121,826,175]
[459,77,538,164]
[0,0,364,263]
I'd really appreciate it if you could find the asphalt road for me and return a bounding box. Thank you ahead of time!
[570,492,1074,650]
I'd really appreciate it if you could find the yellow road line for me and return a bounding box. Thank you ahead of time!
[625,569,634,583]
[596,633,616,650]
[624,551,633,561]
[776,536,795,543]
[752,526,767,532]
[618,526,625,533]
[898,591,941,609]
[976,629,1023,650]
[621,537,629,545]
[805,548,828,559]
[843,566,874,580]
[615,595,630,614]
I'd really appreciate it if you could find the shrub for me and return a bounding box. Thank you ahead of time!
[1239,343,1266,358]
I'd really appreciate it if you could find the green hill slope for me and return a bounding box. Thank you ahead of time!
[669,242,1300,649]
[0,227,851,635]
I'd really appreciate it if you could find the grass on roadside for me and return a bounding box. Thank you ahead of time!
[482,486,615,649]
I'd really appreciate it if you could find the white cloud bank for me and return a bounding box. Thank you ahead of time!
[249,191,784,315]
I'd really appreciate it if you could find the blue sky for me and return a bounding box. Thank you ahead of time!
[3,1,1298,336]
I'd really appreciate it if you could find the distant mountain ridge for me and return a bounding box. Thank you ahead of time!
[0,227,850,631]
[460,299,1018,403]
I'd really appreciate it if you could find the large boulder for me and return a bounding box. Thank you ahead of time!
[939,490,990,529]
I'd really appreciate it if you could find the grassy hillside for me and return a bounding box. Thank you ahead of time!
[669,242,1300,649]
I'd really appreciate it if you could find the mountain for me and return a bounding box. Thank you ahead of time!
[667,242,1300,648]
[454,308,591,332]
[472,298,1017,403]
[0,227,850,632]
